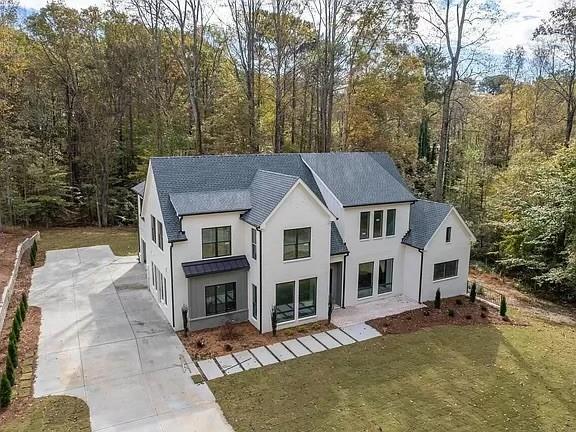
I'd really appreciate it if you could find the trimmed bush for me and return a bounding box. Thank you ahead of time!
[8,339,18,368]
[448,309,455,317]
[500,296,507,317]
[271,306,278,337]
[21,292,28,311]
[455,299,463,306]
[11,318,20,342]
[18,301,26,320]
[30,239,38,266]
[0,374,11,408]
[434,289,441,309]
[5,355,15,386]
[470,282,477,303]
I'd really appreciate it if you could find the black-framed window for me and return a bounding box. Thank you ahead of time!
[151,215,157,243]
[373,210,383,238]
[139,196,144,220]
[205,282,236,316]
[283,227,311,260]
[298,278,317,318]
[276,281,295,322]
[358,262,373,298]
[251,228,257,260]
[446,227,452,243]
[386,209,396,236]
[360,212,370,239]
[157,221,164,251]
[378,259,394,294]
[433,260,459,281]
[202,226,231,259]
[252,284,257,319]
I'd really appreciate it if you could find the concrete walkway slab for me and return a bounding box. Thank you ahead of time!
[233,350,261,370]
[250,346,278,366]
[215,355,243,375]
[341,323,381,341]
[332,295,424,327]
[312,332,341,349]
[298,335,327,353]
[137,333,188,373]
[34,349,84,395]
[282,339,311,357]
[267,342,295,361]
[197,359,224,380]
[81,339,142,385]
[327,328,356,345]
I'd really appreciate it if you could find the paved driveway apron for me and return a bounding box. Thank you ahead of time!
[30,246,233,432]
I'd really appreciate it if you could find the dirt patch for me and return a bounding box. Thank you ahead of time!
[469,267,576,325]
[0,228,32,299]
[178,320,336,360]
[368,296,517,335]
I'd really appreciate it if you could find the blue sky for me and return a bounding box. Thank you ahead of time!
[18,0,557,55]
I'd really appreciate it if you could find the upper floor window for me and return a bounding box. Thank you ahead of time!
[373,210,383,238]
[151,215,157,243]
[202,226,231,259]
[360,212,370,239]
[446,226,452,243]
[283,227,311,260]
[433,260,458,281]
[138,196,144,220]
[157,220,164,251]
[386,209,396,236]
[251,228,257,260]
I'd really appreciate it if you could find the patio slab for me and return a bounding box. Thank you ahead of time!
[197,359,224,380]
[233,350,261,370]
[332,295,424,327]
[282,339,311,357]
[298,335,327,353]
[341,323,381,341]
[327,328,356,345]
[312,332,342,349]
[267,342,295,361]
[250,346,278,366]
[215,355,243,375]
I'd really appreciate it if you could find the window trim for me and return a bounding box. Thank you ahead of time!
[201,226,232,259]
[252,284,257,320]
[386,209,396,237]
[373,210,383,238]
[359,211,370,240]
[205,282,237,316]
[251,228,257,260]
[157,220,164,251]
[151,215,157,244]
[357,261,374,299]
[139,196,144,221]
[283,227,311,261]
[433,260,459,281]
[446,226,452,243]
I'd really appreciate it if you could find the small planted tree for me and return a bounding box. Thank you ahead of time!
[434,289,441,309]
[0,374,11,408]
[271,306,278,337]
[8,339,18,368]
[500,296,507,317]
[21,292,28,311]
[30,239,38,266]
[5,355,15,386]
[470,282,477,303]
[328,299,333,324]
[19,301,26,320]
[11,318,20,342]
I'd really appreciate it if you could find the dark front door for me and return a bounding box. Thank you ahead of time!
[330,262,343,307]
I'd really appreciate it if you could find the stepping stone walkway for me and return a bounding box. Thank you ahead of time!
[195,323,381,380]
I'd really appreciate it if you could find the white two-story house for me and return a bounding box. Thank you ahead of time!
[132,152,475,333]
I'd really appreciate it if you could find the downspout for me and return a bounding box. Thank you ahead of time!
[170,242,175,328]
[342,253,348,308]
[418,249,424,304]
[258,228,263,334]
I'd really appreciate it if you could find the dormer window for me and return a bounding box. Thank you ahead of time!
[446,226,452,243]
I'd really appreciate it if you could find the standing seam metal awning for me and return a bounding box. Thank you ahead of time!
[182,255,250,278]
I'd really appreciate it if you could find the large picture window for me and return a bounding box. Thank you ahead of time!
[433,260,459,281]
[202,226,231,259]
[386,209,396,236]
[298,278,317,318]
[283,228,311,260]
[358,262,374,298]
[378,259,394,294]
[360,212,370,239]
[373,210,383,238]
[205,283,236,316]
[276,282,295,322]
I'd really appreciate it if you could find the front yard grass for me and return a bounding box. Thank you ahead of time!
[38,227,138,256]
[210,318,576,432]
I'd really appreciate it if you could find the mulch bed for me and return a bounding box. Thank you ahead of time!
[367,295,518,335]
[0,248,42,424]
[178,320,336,360]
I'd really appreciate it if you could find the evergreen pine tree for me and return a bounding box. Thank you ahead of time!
[22,293,28,311]
[30,239,38,266]
[470,282,477,303]
[434,289,441,309]
[0,374,11,408]
[500,296,507,317]
[8,340,18,368]
[11,317,20,342]
[5,356,15,386]
[418,118,431,161]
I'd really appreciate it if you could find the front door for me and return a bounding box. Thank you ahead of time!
[330,262,343,307]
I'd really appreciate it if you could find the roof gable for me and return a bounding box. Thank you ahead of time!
[402,200,454,250]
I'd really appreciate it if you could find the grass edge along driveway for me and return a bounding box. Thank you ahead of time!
[38,227,138,256]
[210,319,576,432]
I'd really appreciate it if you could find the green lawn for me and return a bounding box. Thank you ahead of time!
[38,227,138,256]
[210,319,576,432]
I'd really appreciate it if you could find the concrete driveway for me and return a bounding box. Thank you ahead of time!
[30,246,233,432]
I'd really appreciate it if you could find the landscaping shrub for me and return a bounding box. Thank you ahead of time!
[195,339,205,349]
[481,305,488,312]
[30,239,38,266]
[481,312,487,318]
[470,282,477,303]
[224,344,233,352]
[14,308,22,332]
[448,309,455,317]
[22,292,28,311]
[8,340,18,368]
[18,300,26,320]
[11,319,20,342]
[5,355,15,386]
[455,299,463,306]
[434,289,441,309]
[500,296,507,317]
[271,306,278,336]
[423,310,430,317]
[465,314,472,320]
[0,374,11,408]
[219,321,239,341]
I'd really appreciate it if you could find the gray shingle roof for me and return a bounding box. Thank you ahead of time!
[182,255,250,278]
[170,190,251,216]
[241,170,299,227]
[301,153,415,206]
[330,222,348,255]
[402,200,453,250]
[131,181,145,196]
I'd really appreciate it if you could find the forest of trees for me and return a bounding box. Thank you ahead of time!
[1,0,576,301]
